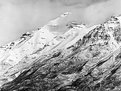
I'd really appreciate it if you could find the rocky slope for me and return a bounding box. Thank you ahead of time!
[0,13,121,91]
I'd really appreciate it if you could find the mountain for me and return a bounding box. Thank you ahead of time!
[0,12,121,91]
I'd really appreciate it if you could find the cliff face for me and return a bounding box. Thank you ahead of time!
[1,13,121,91]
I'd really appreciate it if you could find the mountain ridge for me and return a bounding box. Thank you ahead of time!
[0,12,121,91]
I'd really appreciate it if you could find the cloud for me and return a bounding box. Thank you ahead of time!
[0,0,54,45]
[0,0,120,45]
[83,0,121,26]
[53,0,108,7]
[58,0,121,26]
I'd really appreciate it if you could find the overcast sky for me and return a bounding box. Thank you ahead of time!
[0,0,120,45]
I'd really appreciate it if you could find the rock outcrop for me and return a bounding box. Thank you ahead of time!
[1,13,121,91]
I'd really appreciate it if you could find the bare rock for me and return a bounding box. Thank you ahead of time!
[1,13,121,91]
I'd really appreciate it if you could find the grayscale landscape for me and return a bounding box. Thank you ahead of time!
[0,0,121,91]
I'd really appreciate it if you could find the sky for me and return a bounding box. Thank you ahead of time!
[0,0,120,45]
